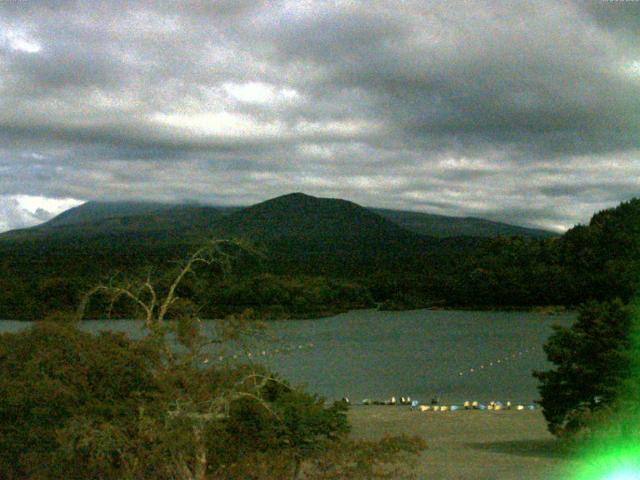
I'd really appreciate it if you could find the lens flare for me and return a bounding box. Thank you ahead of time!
[567,443,640,480]
[562,297,640,480]
[605,470,640,480]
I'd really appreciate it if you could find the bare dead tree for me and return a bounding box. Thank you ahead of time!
[75,239,280,480]
[77,240,240,325]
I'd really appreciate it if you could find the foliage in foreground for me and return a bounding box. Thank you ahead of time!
[0,242,425,479]
[0,321,424,479]
[534,299,634,437]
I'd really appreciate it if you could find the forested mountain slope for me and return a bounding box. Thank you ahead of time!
[0,193,637,320]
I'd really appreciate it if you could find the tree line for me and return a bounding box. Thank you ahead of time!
[2,198,640,321]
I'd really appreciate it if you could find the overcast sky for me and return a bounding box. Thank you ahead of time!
[1,0,639,233]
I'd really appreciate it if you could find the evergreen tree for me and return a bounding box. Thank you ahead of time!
[534,300,632,436]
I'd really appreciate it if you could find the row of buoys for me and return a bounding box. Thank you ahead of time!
[457,348,532,377]
[465,400,512,410]
[416,401,535,412]
[357,398,536,411]
[210,342,316,362]
[361,396,414,406]
[418,404,455,412]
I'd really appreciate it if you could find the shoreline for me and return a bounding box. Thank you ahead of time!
[348,405,576,479]
[0,304,577,322]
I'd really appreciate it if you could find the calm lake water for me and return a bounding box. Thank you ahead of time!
[0,309,575,405]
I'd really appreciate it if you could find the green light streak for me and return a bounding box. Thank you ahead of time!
[564,297,640,480]
[570,443,640,480]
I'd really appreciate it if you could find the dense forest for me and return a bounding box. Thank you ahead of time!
[0,193,638,320]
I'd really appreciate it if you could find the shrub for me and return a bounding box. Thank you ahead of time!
[0,321,160,479]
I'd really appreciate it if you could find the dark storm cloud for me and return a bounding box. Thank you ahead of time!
[1,0,639,232]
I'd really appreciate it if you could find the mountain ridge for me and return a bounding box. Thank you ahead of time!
[371,207,556,239]
[0,193,638,320]
[0,192,471,280]
[2,192,556,240]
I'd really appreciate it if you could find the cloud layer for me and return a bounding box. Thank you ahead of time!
[1,0,639,232]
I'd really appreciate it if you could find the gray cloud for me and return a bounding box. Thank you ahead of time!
[0,198,34,232]
[0,0,639,232]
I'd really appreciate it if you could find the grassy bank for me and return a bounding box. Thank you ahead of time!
[348,406,577,479]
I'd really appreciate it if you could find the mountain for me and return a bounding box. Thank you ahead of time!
[0,192,547,278]
[370,208,556,239]
[1,192,635,320]
[2,195,554,240]
[0,192,479,287]
[212,193,416,243]
[204,192,441,274]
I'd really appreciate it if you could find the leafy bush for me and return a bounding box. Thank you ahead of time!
[0,323,355,479]
[0,244,424,479]
[0,321,160,479]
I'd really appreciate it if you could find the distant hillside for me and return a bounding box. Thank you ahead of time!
[371,208,556,239]
[557,197,640,303]
[0,192,547,277]
[1,192,638,320]
[0,192,476,281]
[0,193,476,320]
[3,197,555,240]
[212,193,416,243]
[1,203,236,242]
[205,192,444,275]
[42,201,242,229]
[43,201,175,227]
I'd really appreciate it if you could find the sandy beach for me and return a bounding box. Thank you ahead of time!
[348,405,576,480]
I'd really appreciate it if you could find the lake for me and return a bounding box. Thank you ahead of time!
[0,309,575,405]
